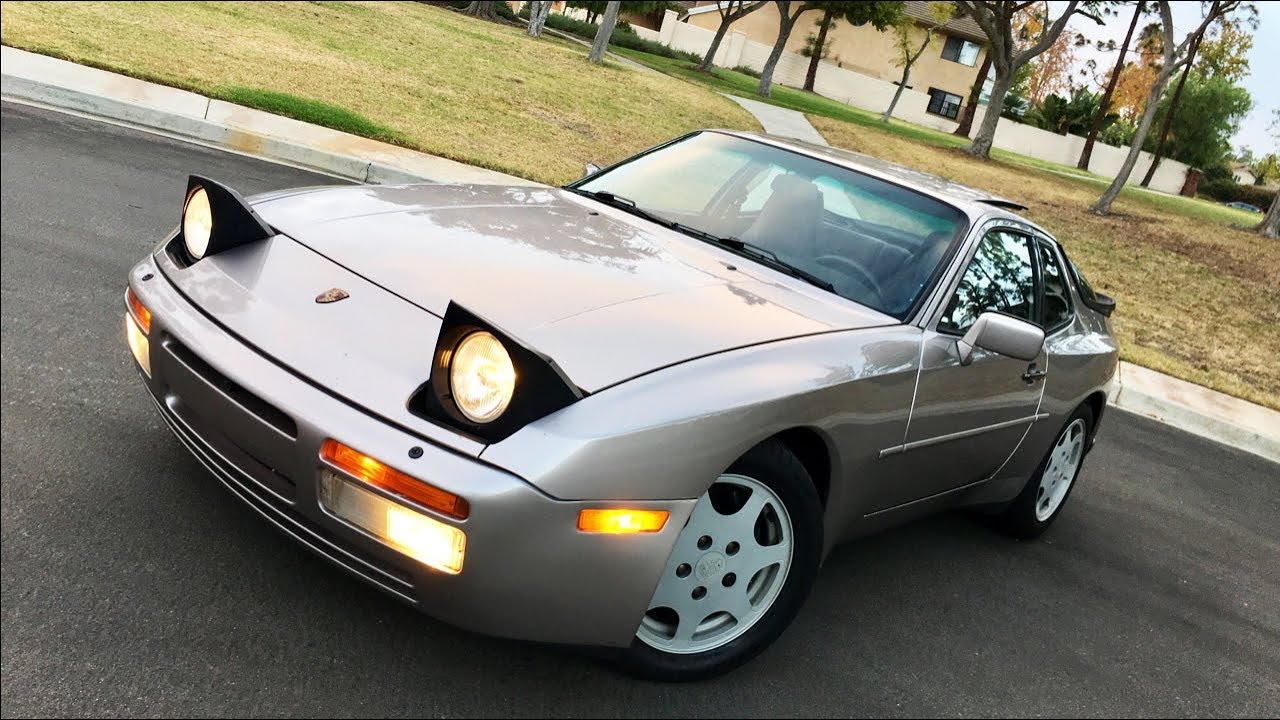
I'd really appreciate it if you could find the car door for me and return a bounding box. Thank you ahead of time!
[872,225,1048,511]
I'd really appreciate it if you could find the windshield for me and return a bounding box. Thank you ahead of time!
[571,132,968,318]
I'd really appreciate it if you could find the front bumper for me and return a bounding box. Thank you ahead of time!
[126,256,694,648]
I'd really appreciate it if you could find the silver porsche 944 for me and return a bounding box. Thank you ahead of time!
[125,130,1118,681]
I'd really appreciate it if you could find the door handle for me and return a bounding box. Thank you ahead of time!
[1022,366,1047,383]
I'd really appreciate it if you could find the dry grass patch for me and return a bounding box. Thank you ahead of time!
[0,1,758,185]
[812,115,1280,410]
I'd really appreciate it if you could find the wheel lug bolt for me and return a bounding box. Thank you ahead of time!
[721,573,737,587]
[726,541,740,555]
[676,563,691,578]
[692,586,707,600]
[697,535,712,550]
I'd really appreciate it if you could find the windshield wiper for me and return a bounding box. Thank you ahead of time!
[569,189,674,228]
[673,224,836,293]
[571,189,835,294]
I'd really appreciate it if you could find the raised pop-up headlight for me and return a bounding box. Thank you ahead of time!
[178,175,274,262]
[410,303,584,443]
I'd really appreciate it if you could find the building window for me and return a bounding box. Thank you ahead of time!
[941,36,981,66]
[926,88,963,120]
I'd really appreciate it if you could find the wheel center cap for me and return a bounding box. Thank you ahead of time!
[695,552,726,582]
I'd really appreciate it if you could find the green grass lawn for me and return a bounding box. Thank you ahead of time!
[614,49,1266,230]
[0,1,758,186]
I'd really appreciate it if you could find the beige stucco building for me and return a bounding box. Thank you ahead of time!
[684,1,989,121]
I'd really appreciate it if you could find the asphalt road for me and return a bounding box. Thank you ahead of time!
[2,100,1278,718]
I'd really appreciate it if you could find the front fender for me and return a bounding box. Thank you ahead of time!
[479,325,922,505]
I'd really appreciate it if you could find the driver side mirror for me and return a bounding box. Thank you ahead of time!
[956,312,1045,366]
[582,162,601,178]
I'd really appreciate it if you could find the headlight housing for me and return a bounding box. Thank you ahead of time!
[449,331,516,423]
[175,175,274,264]
[410,303,583,443]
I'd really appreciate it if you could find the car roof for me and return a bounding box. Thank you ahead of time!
[714,129,1056,239]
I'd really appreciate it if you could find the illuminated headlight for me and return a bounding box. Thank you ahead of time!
[449,331,515,423]
[319,470,466,575]
[183,186,213,260]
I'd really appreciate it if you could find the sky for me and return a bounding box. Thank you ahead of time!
[1056,0,1278,155]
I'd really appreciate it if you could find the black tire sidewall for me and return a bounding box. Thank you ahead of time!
[616,439,824,682]
[1000,405,1094,539]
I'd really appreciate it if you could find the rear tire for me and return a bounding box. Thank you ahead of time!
[615,439,823,682]
[994,405,1093,540]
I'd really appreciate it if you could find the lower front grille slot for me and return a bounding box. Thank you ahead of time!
[151,394,417,601]
[163,336,298,440]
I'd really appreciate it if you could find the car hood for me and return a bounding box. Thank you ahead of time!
[252,184,895,392]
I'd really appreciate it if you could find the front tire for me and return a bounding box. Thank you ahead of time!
[995,405,1093,540]
[616,439,823,681]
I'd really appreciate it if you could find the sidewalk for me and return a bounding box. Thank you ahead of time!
[722,94,829,146]
[3,46,1276,465]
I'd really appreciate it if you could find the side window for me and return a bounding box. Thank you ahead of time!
[1037,241,1074,330]
[939,229,1037,334]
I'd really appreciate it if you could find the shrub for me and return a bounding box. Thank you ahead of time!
[1197,179,1277,208]
[537,11,700,62]
[730,64,761,78]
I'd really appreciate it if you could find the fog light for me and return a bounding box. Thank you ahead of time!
[125,313,151,377]
[320,470,466,574]
[577,508,669,534]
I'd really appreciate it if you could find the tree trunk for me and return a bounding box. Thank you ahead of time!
[700,13,736,71]
[757,5,799,98]
[1079,2,1142,170]
[803,10,834,92]
[1140,27,1203,186]
[1090,67,1173,214]
[954,51,993,137]
[1258,192,1280,239]
[537,0,551,32]
[883,71,911,122]
[698,2,765,72]
[463,1,498,20]
[968,63,1011,158]
[527,0,549,36]
[588,1,621,65]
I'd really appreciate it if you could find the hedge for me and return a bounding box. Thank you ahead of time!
[1197,179,1277,209]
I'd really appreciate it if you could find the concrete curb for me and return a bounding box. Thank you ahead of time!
[1108,362,1279,465]
[0,46,541,188]
[3,47,1276,465]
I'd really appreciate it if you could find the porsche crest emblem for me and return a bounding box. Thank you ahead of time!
[315,288,350,304]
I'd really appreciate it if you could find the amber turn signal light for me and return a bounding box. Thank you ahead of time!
[126,286,152,334]
[320,439,469,520]
[577,508,669,534]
